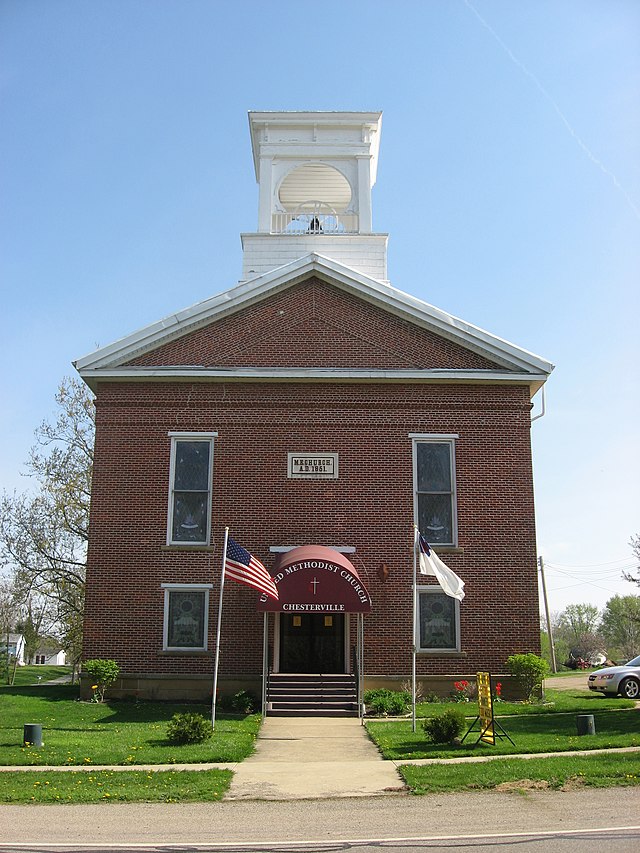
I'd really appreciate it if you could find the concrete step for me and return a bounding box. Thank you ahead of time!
[267,673,358,717]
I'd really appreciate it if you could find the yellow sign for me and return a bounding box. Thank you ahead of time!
[476,671,495,745]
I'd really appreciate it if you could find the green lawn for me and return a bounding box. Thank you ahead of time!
[4,666,72,687]
[368,689,640,761]
[0,768,232,803]
[373,686,640,794]
[3,682,639,804]
[399,752,640,794]
[0,684,260,766]
[415,687,634,718]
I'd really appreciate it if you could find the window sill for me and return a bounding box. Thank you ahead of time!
[159,650,213,656]
[417,650,467,657]
[431,546,464,555]
[161,545,215,552]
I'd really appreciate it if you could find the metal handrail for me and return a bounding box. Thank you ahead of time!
[351,644,361,720]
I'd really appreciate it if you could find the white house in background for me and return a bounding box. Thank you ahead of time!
[4,633,26,666]
[33,646,67,666]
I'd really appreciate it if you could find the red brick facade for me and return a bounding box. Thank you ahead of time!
[82,276,542,697]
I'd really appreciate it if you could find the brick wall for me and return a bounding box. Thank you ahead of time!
[84,379,540,680]
[83,278,541,692]
[125,278,501,371]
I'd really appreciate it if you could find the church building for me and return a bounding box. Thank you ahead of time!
[75,112,553,710]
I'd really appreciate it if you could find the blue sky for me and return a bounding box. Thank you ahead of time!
[1,0,638,615]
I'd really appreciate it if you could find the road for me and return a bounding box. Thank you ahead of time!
[1,788,638,852]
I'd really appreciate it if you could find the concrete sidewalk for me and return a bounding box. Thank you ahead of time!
[225,716,405,800]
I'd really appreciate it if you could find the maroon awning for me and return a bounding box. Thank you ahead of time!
[257,545,372,613]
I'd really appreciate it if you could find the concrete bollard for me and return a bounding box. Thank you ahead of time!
[23,723,43,747]
[576,714,596,736]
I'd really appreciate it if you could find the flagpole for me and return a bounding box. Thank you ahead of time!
[261,612,268,718]
[211,525,229,730]
[412,525,417,733]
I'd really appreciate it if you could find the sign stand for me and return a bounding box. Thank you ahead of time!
[461,672,515,747]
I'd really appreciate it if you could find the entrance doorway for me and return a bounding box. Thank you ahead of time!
[279,613,345,673]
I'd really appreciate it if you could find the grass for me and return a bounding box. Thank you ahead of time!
[0,768,232,803]
[2,681,638,804]
[368,689,640,761]
[0,684,260,766]
[399,752,640,794]
[2,665,72,687]
[416,687,634,717]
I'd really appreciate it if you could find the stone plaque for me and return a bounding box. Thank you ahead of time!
[287,453,338,479]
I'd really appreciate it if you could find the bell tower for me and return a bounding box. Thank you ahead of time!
[241,111,388,281]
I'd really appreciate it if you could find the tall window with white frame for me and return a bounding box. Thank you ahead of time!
[412,435,458,547]
[412,434,461,653]
[167,433,216,545]
[162,584,212,651]
[417,587,461,652]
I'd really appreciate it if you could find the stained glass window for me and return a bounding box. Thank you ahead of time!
[168,437,214,545]
[163,586,211,650]
[167,590,206,648]
[416,441,456,545]
[418,590,458,651]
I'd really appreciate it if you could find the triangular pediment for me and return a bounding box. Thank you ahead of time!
[122,277,502,371]
[75,253,553,389]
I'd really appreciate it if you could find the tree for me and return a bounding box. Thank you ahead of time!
[0,378,94,676]
[554,603,604,666]
[601,595,640,661]
[540,628,569,672]
[557,603,601,641]
[0,579,14,683]
[14,591,58,664]
[623,535,640,586]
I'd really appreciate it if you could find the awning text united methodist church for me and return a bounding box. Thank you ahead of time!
[257,549,372,613]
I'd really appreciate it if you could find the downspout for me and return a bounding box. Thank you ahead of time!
[531,385,546,423]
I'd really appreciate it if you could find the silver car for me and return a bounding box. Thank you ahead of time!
[588,655,640,699]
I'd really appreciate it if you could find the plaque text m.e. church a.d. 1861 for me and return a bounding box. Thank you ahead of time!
[287,452,338,479]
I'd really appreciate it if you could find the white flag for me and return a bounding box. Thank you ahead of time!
[416,530,465,601]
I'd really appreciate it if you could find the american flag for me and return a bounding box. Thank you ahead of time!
[225,536,279,600]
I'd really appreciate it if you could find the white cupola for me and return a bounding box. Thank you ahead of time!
[241,111,388,282]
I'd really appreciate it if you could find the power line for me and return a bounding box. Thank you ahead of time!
[545,575,632,596]
[544,558,636,569]
[545,567,637,581]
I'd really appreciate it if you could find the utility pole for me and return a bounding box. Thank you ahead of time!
[538,555,557,673]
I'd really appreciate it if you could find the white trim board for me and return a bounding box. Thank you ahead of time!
[77,365,549,396]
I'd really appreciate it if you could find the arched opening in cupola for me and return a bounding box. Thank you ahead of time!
[276,164,356,234]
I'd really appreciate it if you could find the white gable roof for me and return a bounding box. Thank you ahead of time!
[75,253,553,393]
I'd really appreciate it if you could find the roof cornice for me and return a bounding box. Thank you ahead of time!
[76,366,549,396]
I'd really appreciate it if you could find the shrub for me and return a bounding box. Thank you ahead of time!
[217,690,258,714]
[400,679,424,704]
[364,688,411,716]
[422,707,466,743]
[83,658,120,702]
[166,712,212,745]
[506,653,549,701]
